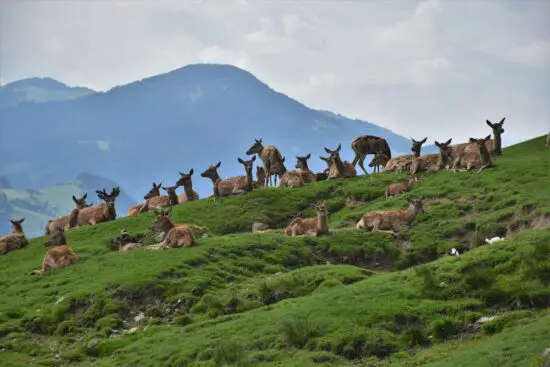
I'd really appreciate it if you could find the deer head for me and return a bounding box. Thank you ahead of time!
[246,138,264,155]
[313,201,327,214]
[9,218,25,233]
[274,156,288,176]
[411,137,427,156]
[407,196,425,214]
[319,156,333,169]
[149,207,173,233]
[96,187,120,209]
[201,162,222,180]
[486,117,505,135]
[295,154,311,170]
[324,144,342,161]
[162,185,179,195]
[469,135,492,148]
[434,138,453,161]
[237,155,256,175]
[72,193,88,209]
[175,169,194,187]
[144,182,162,200]
[368,152,389,168]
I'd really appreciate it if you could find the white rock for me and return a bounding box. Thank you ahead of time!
[55,297,65,305]
[134,312,145,322]
[485,237,504,245]
[476,316,497,324]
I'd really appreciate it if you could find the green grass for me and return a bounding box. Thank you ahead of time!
[0,135,549,367]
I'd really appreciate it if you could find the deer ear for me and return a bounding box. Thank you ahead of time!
[82,193,87,200]
[324,147,331,154]
[336,143,341,152]
[435,141,440,147]
[20,218,25,223]
[485,135,491,141]
[499,117,505,124]
[420,137,427,144]
[469,138,476,143]
[216,161,222,168]
[306,153,311,159]
[72,195,78,203]
[281,156,285,163]
[189,168,193,175]
[486,120,494,128]
[9,219,15,224]
[445,138,452,145]
[238,158,244,164]
[251,155,256,162]
[162,187,168,192]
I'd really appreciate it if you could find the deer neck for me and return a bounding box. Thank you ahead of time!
[493,133,501,154]
[405,204,419,223]
[12,226,23,235]
[182,183,195,200]
[479,144,491,164]
[334,156,346,175]
[317,211,328,233]
[104,204,116,221]
[245,169,253,191]
[168,191,179,206]
[207,172,221,184]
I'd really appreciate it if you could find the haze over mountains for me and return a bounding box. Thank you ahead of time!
[0,63,436,237]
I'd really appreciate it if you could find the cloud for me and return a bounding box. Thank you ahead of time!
[1,0,549,144]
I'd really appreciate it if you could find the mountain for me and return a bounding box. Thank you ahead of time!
[0,172,135,238]
[0,77,95,107]
[0,63,436,203]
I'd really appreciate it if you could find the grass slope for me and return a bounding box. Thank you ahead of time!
[0,135,548,367]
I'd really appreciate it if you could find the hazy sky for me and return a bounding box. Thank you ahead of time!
[2,0,549,145]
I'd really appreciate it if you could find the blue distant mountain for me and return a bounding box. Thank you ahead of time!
[0,63,436,211]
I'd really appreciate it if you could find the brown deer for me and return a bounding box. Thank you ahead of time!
[139,184,180,213]
[277,157,306,188]
[324,144,357,179]
[351,135,392,175]
[146,207,195,250]
[0,218,28,255]
[294,154,318,183]
[385,176,418,199]
[368,153,390,173]
[245,138,284,187]
[175,169,200,203]
[201,156,256,200]
[410,138,453,176]
[110,229,145,252]
[43,226,67,248]
[255,166,266,187]
[45,193,92,235]
[284,202,329,236]
[382,137,427,173]
[450,117,505,158]
[29,244,79,275]
[452,135,493,173]
[127,182,162,216]
[317,156,332,181]
[73,187,120,227]
[356,197,425,235]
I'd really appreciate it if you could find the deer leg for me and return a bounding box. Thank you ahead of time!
[358,154,368,175]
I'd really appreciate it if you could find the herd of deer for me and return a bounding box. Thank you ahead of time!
[1,117,547,275]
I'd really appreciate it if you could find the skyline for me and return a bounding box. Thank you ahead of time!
[2,0,549,145]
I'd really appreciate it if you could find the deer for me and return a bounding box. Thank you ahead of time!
[382,137,427,173]
[317,156,332,181]
[368,153,390,173]
[45,193,93,235]
[385,176,418,199]
[351,135,392,175]
[201,156,256,201]
[245,138,284,187]
[175,169,200,203]
[294,154,318,183]
[255,166,266,188]
[450,117,505,158]
[110,229,145,252]
[324,144,357,179]
[356,197,425,235]
[277,156,306,188]
[43,226,67,248]
[410,138,453,176]
[138,184,180,214]
[0,218,28,255]
[73,187,120,227]
[127,182,162,216]
[29,241,79,276]
[146,207,195,250]
[451,135,493,173]
[284,202,329,237]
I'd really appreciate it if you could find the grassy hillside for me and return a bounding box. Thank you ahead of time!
[0,135,548,367]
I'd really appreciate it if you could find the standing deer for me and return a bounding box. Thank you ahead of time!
[245,138,284,187]
[284,202,329,237]
[294,154,318,183]
[175,169,200,203]
[45,193,93,234]
[73,187,120,227]
[351,135,392,175]
[139,184,180,213]
[452,135,493,173]
[410,138,453,176]
[0,218,28,255]
[201,156,256,200]
[127,182,162,216]
[368,153,390,173]
[324,144,357,179]
[146,207,195,250]
[356,197,425,235]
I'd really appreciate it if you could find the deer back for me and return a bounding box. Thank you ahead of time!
[75,203,108,226]
[164,224,195,248]
[216,176,247,196]
[178,191,200,204]
[0,233,29,255]
[382,154,414,172]
[127,203,145,216]
[280,171,305,188]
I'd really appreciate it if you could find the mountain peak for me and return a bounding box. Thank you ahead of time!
[0,77,95,106]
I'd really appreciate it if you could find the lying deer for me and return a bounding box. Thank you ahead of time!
[245,138,284,187]
[73,187,120,227]
[284,202,329,237]
[147,207,195,250]
[0,218,28,255]
[277,157,306,188]
[382,137,427,173]
[176,169,200,203]
[452,135,493,173]
[255,166,266,188]
[45,193,92,234]
[351,135,392,175]
[324,144,357,179]
[410,138,453,176]
[110,229,145,252]
[201,156,256,200]
[385,176,418,199]
[356,197,425,235]
[30,242,79,275]
[139,184,179,213]
[127,182,162,216]
[451,118,505,158]
[317,156,332,181]
[294,154,318,183]
[43,226,67,248]
[368,153,390,173]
